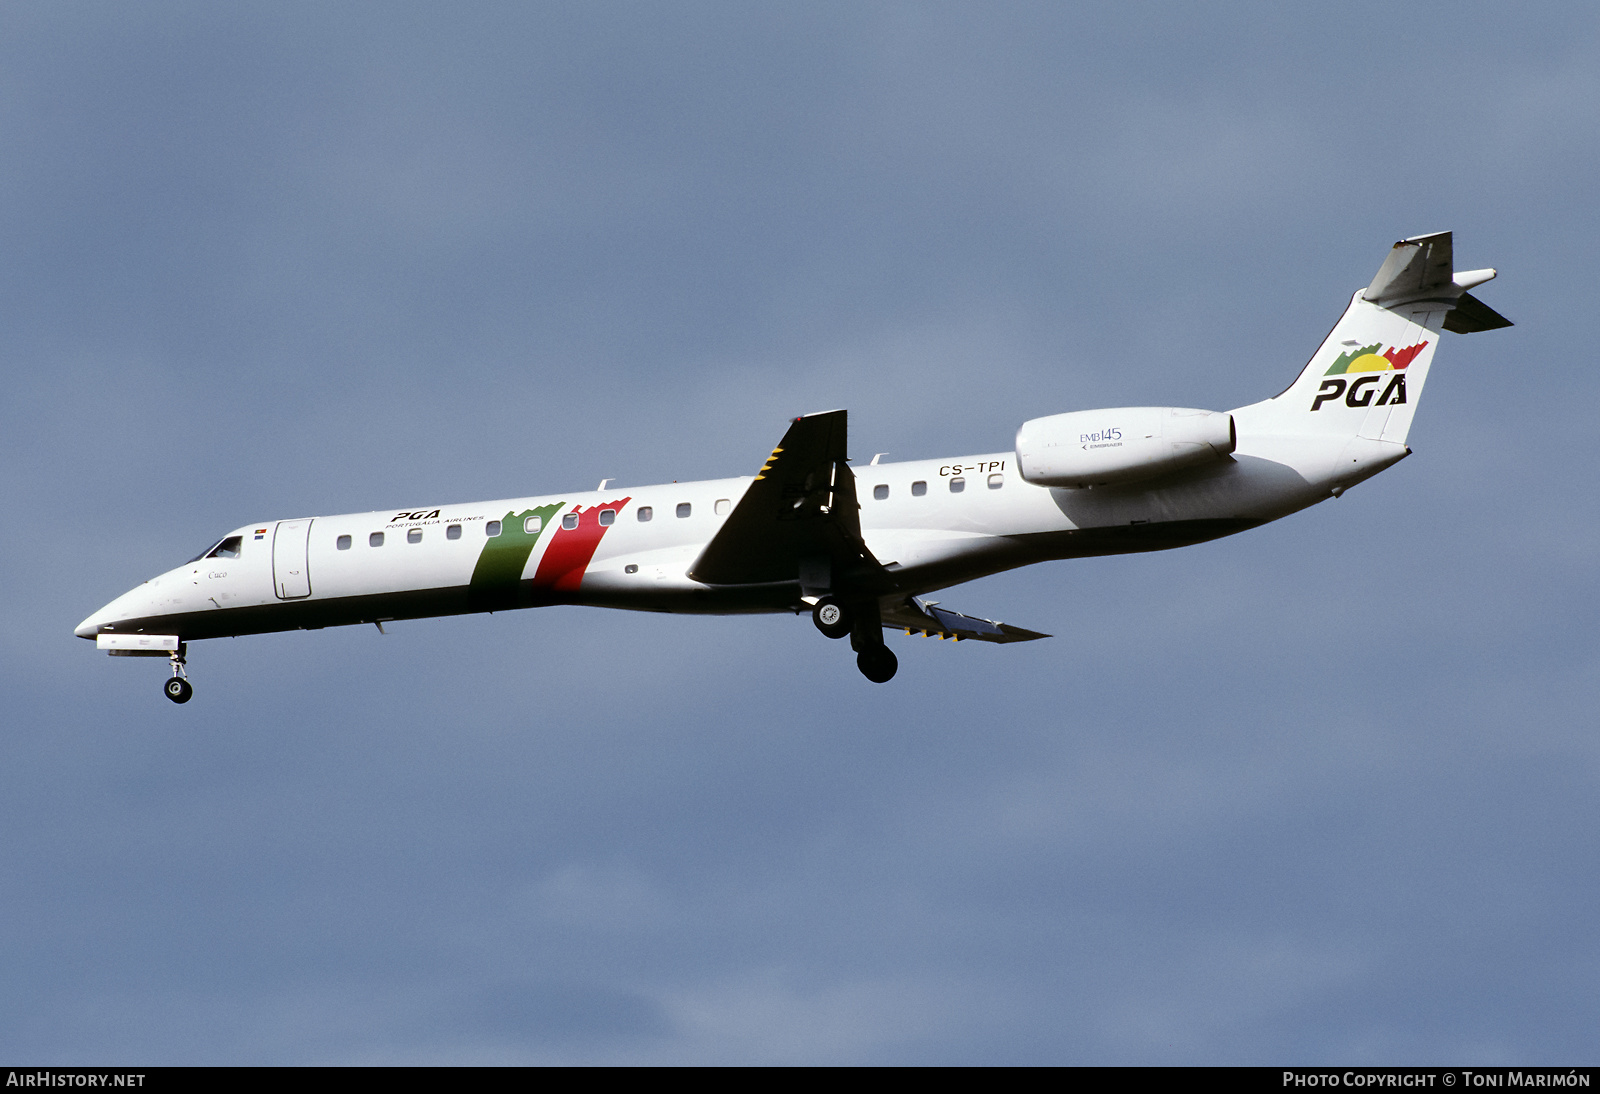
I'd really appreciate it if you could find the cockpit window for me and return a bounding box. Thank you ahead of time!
[187,535,243,564]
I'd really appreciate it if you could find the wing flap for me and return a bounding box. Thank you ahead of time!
[880,595,1050,644]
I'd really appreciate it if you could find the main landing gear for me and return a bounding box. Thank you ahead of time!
[812,597,852,640]
[856,644,898,684]
[810,597,899,683]
[164,645,192,704]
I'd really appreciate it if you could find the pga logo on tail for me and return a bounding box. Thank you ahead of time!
[1310,341,1426,411]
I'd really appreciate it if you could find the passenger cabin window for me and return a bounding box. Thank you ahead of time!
[873,485,889,500]
[949,477,965,493]
[637,506,653,522]
[446,524,462,540]
[714,499,730,515]
[562,512,579,530]
[988,473,1004,489]
[524,515,542,535]
[407,528,423,544]
[911,480,927,496]
[336,535,352,551]
[600,509,616,526]
[676,503,691,518]
[207,536,243,559]
[485,520,501,537]
[370,532,385,547]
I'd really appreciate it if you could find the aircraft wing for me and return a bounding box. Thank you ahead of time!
[688,410,886,588]
[880,595,1050,644]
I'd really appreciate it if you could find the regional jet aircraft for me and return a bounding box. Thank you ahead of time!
[77,232,1510,702]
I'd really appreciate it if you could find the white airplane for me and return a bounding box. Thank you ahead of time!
[77,232,1510,702]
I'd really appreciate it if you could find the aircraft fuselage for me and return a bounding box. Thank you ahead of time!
[73,431,1376,645]
[75,232,1510,696]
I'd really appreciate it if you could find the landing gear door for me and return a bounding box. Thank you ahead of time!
[272,519,313,599]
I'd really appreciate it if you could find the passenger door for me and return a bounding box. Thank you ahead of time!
[272,519,313,599]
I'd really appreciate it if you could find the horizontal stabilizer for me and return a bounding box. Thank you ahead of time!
[1364,231,1456,307]
[1443,291,1514,333]
[1361,231,1512,333]
[880,595,1049,644]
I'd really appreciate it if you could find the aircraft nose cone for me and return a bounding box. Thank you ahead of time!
[75,598,118,640]
[76,578,164,641]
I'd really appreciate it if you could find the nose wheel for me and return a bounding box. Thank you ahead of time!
[164,645,192,704]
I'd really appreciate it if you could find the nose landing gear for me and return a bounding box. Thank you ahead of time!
[164,645,192,704]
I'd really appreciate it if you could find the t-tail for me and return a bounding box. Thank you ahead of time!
[1233,231,1510,492]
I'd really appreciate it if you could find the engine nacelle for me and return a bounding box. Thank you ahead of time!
[1015,406,1236,488]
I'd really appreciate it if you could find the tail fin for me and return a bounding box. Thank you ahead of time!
[1240,231,1510,445]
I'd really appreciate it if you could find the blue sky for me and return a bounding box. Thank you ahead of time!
[3,1,1596,1063]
